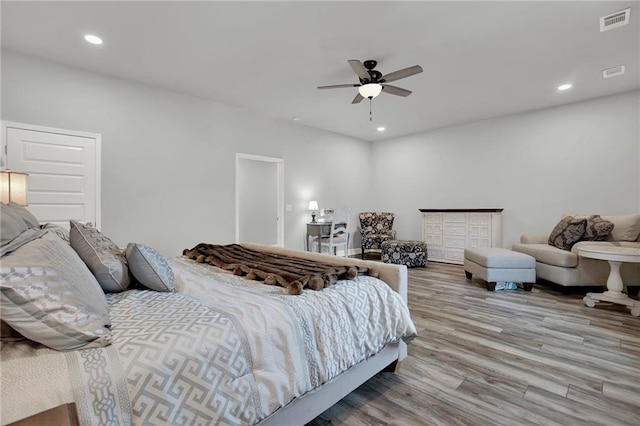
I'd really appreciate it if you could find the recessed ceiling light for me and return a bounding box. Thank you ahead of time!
[377,127,386,132]
[84,34,103,45]
[557,83,572,91]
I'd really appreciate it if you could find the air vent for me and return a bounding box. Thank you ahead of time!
[603,65,626,78]
[600,8,631,32]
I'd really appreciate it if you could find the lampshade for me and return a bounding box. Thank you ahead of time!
[358,83,382,99]
[0,170,29,206]
[308,200,319,211]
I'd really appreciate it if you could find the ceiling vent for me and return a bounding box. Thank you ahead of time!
[600,8,631,32]
[603,65,626,78]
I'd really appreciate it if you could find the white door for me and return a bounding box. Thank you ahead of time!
[235,154,284,246]
[2,122,101,229]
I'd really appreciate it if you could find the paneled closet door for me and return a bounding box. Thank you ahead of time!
[2,122,101,229]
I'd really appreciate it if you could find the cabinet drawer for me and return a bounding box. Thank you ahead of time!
[444,224,466,236]
[444,249,464,264]
[444,236,466,249]
[444,212,466,223]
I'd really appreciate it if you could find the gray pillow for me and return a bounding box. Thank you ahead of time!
[548,216,587,250]
[7,201,40,228]
[0,232,112,350]
[125,242,176,292]
[0,203,30,245]
[69,220,130,293]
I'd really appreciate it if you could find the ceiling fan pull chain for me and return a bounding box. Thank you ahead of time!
[369,98,373,122]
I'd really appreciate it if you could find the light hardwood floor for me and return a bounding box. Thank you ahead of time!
[309,260,640,425]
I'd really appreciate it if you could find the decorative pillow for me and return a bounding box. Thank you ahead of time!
[125,242,175,292]
[7,201,40,228]
[581,215,615,241]
[0,203,30,245]
[69,220,130,293]
[603,213,640,242]
[548,216,587,250]
[0,232,112,350]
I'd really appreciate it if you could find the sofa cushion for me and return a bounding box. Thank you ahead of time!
[581,215,614,241]
[512,243,578,268]
[604,214,640,242]
[548,216,586,250]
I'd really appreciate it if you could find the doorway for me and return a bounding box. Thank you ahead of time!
[235,153,284,246]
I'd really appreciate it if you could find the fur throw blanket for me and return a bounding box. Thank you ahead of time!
[182,243,378,295]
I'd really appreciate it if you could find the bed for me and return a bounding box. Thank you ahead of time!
[0,203,416,426]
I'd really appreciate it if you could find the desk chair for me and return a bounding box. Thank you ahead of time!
[311,206,350,256]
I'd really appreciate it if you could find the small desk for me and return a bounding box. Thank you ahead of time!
[580,246,640,316]
[306,222,347,253]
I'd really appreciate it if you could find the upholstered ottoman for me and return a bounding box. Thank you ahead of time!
[464,248,536,291]
[381,240,427,268]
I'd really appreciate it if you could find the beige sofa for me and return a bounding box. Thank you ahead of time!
[512,214,640,288]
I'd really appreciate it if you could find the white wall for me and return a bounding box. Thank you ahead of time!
[372,90,640,250]
[3,50,638,257]
[1,50,373,255]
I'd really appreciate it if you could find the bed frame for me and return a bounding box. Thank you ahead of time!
[5,243,409,426]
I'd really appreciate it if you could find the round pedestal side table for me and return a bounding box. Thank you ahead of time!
[580,246,640,316]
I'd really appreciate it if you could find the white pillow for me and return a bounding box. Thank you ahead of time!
[1,232,112,350]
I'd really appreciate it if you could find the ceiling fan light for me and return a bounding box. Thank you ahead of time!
[359,83,382,99]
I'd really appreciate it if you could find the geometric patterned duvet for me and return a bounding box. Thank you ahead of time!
[106,290,259,425]
[102,256,416,425]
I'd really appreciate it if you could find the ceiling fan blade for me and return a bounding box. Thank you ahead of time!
[348,59,371,81]
[352,92,364,104]
[382,84,412,97]
[381,65,423,83]
[317,84,359,90]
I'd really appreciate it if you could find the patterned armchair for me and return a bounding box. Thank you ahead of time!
[358,212,396,259]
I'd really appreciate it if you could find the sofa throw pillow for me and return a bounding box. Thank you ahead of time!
[70,220,131,293]
[125,243,176,292]
[581,215,615,241]
[548,216,587,250]
[0,232,111,350]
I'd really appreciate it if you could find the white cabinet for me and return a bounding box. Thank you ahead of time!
[421,209,503,265]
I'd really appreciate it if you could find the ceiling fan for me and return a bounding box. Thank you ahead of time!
[317,59,423,104]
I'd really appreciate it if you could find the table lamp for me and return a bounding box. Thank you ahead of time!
[308,200,319,223]
[0,170,29,206]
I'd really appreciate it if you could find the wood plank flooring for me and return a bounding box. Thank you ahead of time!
[308,260,640,425]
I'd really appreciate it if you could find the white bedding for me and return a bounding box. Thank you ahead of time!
[170,256,417,423]
[1,255,416,426]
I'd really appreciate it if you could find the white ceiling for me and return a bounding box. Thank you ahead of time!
[2,1,639,142]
